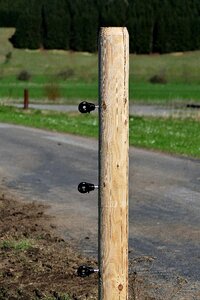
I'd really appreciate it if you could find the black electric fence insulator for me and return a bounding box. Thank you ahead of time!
[78,182,98,193]
[77,265,99,277]
[78,101,97,113]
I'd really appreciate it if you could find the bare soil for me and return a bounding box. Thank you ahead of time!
[0,190,98,300]
[0,189,199,300]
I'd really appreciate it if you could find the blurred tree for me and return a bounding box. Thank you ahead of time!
[99,0,128,27]
[0,0,25,27]
[152,0,171,53]
[69,0,98,52]
[9,0,42,49]
[5,0,200,54]
[41,0,70,49]
[128,0,155,53]
[190,0,200,49]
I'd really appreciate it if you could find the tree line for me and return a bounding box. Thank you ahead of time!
[0,0,200,54]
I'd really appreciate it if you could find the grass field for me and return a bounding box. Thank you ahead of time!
[0,28,200,104]
[0,105,199,158]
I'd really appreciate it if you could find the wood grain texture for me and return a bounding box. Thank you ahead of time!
[99,27,129,300]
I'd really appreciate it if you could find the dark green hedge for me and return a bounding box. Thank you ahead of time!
[1,0,200,53]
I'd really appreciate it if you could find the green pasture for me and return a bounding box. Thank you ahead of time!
[1,77,200,104]
[0,105,199,158]
[0,28,200,104]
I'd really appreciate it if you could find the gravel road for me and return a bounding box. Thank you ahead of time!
[12,103,200,117]
[0,123,199,292]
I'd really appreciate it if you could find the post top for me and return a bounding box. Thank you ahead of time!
[100,27,128,37]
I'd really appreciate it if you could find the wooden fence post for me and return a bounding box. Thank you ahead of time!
[23,89,29,109]
[98,27,129,300]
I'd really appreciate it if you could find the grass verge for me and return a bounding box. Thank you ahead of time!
[0,105,199,158]
[0,239,32,251]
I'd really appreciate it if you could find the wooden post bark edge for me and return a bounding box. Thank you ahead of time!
[98,27,129,300]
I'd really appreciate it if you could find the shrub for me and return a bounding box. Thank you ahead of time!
[57,68,75,80]
[17,70,31,81]
[44,83,61,101]
[149,73,167,84]
[4,52,12,64]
